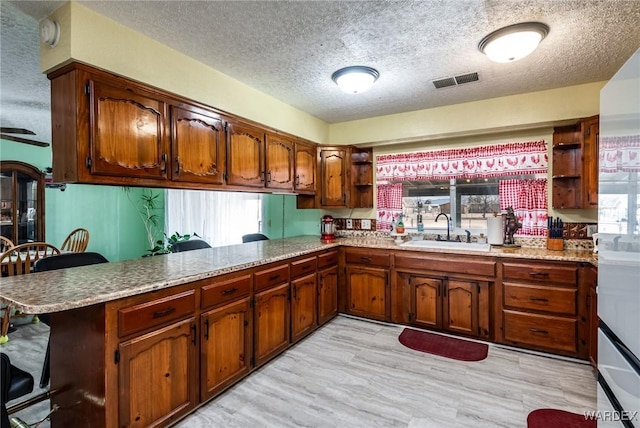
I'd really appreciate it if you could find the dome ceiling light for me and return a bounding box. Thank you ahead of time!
[478,22,549,63]
[331,66,380,94]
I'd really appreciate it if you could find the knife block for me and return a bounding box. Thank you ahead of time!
[546,238,564,251]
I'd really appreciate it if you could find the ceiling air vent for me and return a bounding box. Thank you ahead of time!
[432,71,479,89]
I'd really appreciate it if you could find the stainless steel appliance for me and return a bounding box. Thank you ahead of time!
[598,48,640,428]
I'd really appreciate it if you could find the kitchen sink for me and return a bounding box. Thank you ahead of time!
[400,239,492,252]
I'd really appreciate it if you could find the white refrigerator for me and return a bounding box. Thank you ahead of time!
[598,48,640,428]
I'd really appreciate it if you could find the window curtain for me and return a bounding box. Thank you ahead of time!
[375,140,548,232]
[599,134,640,172]
[165,189,262,247]
[498,179,548,236]
[376,183,403,231]
[376,140,548,181]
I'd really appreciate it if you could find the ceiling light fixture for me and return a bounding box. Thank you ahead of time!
[478,22,549,63]
[331,66,379,94]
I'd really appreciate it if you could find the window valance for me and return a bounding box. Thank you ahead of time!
[376,140,547,182]
[599,135,640,173]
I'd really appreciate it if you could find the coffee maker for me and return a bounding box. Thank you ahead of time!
[321,215,336,243]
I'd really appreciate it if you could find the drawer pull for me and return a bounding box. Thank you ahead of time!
[221,287,239,295]
[528,297,549,302]
[152,307,176,319]
[269,274,281,281]
[529,328,549,334]
[360,256,372,263]
[302,264,311,270]
[528,271,549,276]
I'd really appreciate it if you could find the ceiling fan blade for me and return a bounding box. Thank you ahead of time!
[0,127,36,135]
[0,133,49,147]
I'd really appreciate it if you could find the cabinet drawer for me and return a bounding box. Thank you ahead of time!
[503,310,577,353]
[291,256,317,279]
[255,264,289,292]
[201,274,251,310]
[396,253,495,277]
[503,283,576,315]
[119,290,196,337]
[345,250,390,267]
[317,250,338,269]
[502,262,577,285]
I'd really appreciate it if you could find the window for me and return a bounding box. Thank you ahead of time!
[165,189,263,247]
[400,176,540,232]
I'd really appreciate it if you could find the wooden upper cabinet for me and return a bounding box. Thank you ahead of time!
[88,78,169,180]
[582,115,599,208]
[294,141,316,194]
[265,133,294,190]
[319,147,349,208]
[171,105,226,185]
[226,120,265,188]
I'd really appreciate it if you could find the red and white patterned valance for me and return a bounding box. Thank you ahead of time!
[600,135,640,173]
[376,140,547,182]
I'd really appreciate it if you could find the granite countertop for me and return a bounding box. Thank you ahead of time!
[0,235,596,314]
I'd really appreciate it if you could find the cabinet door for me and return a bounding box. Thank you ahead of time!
[89,79,169,180]
[226,120,265,188]
[254,282,290,366]
[319,148,348,207]
[200,297,252,401]
[118,318,197,428]
[346,266,388,321]
[582,115,599,208]
[410,276,442,329]
[444,279,479,336]
[318,265,338,326]
[171,106,226,185]
[265,134,294,190]
[291,273,317,343]
[294,141,316,194]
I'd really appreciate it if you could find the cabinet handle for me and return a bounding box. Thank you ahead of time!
[221,287,238,295]
[528,297,549,302]
[191,325,197,345]
[160,153,167,173]
[528,271,549,277]
[268,171,272,182]
[529,328,549,334]
[152,307,176,319]
[360,256,372,263]
[261,171,266,182]
[269,274,281,281]
[586,294,591,309]
[293,286,297,300]
[343,194,346,204]
[175,156,180,175]
[302,264,311,270]
[204,319,209,340]
[295,175,300,186]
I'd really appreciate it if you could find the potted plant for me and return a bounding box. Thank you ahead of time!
[150,231,201,255]
[123,187,166,255]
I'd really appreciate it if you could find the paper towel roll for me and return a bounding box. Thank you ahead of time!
[487,216,504,245]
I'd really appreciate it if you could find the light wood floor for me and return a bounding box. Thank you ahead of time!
[3,315,596,427]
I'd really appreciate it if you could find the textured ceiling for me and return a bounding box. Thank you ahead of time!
[2,0,640,146]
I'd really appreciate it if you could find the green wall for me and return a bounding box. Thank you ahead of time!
[262,194,321,239]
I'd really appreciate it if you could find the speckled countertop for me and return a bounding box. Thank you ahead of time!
[0,235,596,314]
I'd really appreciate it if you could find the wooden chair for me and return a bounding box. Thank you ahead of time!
[0,236,13,253]
[60,228,89,252]
[0,242,60,343]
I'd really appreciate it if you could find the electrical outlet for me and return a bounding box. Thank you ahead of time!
[346,219,353,229]
[361,219,371,230]
[587,224,597,237]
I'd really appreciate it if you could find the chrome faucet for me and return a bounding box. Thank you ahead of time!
[435,212,451,241]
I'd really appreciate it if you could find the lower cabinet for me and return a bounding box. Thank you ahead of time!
[118,318,198,428]
[586,265,598,369]
[408,275,481,338]
[291,273,318,343]
[345,266,389,321]
[254,282,291,366]
[200,297,252,401]
[318,265,338,326]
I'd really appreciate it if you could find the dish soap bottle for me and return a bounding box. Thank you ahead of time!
[417,214,424,232]
[396,214,405,234]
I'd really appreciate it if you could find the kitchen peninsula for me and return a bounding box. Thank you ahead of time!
[0,236,597,427]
